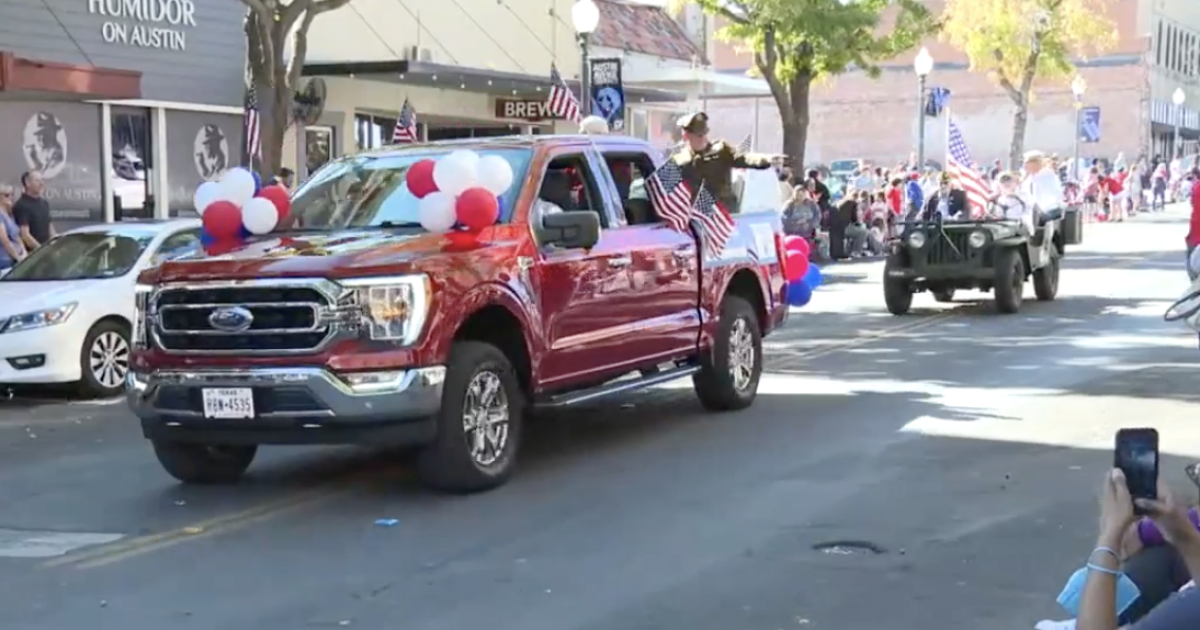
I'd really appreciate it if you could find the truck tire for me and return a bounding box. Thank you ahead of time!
[693,295,762,412]
[883,255,913,315]
[417,341,524,493]
[152,442,257,485]
[993,248,1025,314]
[1033,256,1060,301]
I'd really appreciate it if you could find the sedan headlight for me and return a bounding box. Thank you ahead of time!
[907,232,927,248]
[340,275,431,344]
[968,231,988,249]
[0,303,77,334]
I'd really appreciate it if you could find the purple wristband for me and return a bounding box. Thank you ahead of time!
[1138,507,1200,547]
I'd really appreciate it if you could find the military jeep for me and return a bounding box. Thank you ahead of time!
[882,211,1081,315]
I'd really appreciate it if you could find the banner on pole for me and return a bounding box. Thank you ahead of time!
[1080,106,1101,143]
[588,58,625,131]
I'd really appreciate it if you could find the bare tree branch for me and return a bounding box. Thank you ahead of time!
[311,0,354,15]
[287,8,317,89]
[239,0,277,86]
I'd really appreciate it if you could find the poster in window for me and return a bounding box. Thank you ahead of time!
[306,127,334,176]
[165,110,245,216]
[0,102,103,222]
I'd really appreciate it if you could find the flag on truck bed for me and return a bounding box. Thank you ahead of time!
[646,160,693,232]
[392,98,417,144]
[693,184,735,256]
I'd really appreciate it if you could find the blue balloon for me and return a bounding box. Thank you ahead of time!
[200,230,215,245]
[238,225,252,239]
[802,264,823,289]
[251,171,262,194]
[786,279,813,307]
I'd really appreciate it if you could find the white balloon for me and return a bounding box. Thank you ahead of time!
[219,167,257,206]
[417,191,458,233]
[193,181,222,215]
[476,154,514,195]
[241,197,279,235]
[432,150,480,196]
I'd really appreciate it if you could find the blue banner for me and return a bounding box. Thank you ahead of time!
[924,87,951,117]
[1079,106,1101,143]
[589,58,625,131]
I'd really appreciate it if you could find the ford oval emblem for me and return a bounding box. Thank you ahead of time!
[208,306,254,333]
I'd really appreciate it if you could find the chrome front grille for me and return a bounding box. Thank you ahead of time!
[150,280,343,355]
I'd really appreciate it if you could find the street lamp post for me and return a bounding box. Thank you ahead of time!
[1173,87,1186,161]
[913,47,933,171]
[571,0,600,116]
[1071,75,1087,182]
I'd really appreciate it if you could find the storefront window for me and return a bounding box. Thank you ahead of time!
[306,126,334,174]
[111,107,153,219]
[355,114,397,151]
[164,110,244,217]
[0,102,103,226]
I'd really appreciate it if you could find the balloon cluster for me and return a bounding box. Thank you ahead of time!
[782,236,824,308]
[192,167,292,252]
[405,150,513,234]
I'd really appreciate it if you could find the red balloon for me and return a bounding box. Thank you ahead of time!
[256,185,291,221]
[783,235,810,257]
[202,201,243,239]
[454,187,500,231]
[204,239,242,257]
[406,159,439,199]
[784,249,810,282]
[444,230,480,247]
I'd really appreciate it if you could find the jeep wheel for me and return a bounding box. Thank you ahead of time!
[1033,256,1060,301]
[694,295,762,411]
[883,255,913,315]
[993,249,1025,314]
[152,441,257,485]
[932,288,956,303]
[417,341,523,493]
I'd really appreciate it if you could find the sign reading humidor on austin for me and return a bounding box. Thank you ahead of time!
[88,0,197,51]
[494,98,566,122]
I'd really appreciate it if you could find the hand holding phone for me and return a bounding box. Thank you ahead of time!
[1115,428,1160,515]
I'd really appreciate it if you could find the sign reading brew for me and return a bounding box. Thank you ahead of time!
[88,0,197,51]
[494,98,566,121]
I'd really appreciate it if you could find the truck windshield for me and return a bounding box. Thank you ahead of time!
[285,148,533,231]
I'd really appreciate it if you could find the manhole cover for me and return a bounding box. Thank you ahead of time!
[811,540,886,555]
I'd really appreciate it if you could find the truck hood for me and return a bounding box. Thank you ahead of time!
[150,229,508,283]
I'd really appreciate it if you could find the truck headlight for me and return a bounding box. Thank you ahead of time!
[907,232,926,248]
[133,284,153,347]
[340,275,430,345]
[968,231,988,248]
[0,303,77,334]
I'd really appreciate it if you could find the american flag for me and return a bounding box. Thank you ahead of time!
[645,160,693,232]
[946,118,989,218]
[547,64,582,123]
[693,184,736,256]
[736,134,752,153]
[392,98,418,144]
[243,85,261,164]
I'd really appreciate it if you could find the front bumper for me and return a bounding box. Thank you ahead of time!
[0,320,89,385]
[887,265,995,281]
[127,366,445,446]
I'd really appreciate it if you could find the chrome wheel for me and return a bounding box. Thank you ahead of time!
[728,317,756,392]
[461,370,510,467]
[89,331,130,390]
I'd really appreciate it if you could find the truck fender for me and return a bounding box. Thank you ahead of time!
[432,281,540,369]
[703,263,772,352]
[994,236,1028,247]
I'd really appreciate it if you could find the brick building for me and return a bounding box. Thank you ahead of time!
[693,0,1200,168]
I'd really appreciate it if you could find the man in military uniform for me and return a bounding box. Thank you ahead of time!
[671,112,788,211]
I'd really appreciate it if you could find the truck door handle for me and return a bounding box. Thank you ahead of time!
[608,256,633,268]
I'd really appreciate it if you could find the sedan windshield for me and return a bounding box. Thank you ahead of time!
[3,232,151,281]
[284,148,533,231]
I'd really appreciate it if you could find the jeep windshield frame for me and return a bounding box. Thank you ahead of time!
[281,146,533,232]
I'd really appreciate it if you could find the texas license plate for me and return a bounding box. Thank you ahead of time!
[201,388,255,419]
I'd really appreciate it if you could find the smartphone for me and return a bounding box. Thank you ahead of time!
[1115,428,1159,514]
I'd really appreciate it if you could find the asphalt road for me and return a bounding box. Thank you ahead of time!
[3,209,1199,630]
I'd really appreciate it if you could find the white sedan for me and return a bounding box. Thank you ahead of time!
[0,219,202,397]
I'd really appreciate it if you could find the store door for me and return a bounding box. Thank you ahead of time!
[110,106,154,219]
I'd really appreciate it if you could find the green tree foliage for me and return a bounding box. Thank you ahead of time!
[940,0,1117,167]
[669,0,934,166]
[241,0,352,176]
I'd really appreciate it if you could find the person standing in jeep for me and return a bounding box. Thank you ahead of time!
[12,170,55,251]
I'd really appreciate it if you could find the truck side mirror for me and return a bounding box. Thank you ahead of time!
[537,210,601,250]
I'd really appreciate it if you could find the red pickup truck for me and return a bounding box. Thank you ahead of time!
[127,135,789,493]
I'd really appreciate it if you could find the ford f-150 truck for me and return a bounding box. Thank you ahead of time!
[127,135,789,493]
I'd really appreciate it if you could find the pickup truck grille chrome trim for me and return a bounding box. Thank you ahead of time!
[149,278,346,355]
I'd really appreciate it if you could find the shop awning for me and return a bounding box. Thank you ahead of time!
[0,52,140,100]
[631,67,771,99]
[302,60,687,104]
